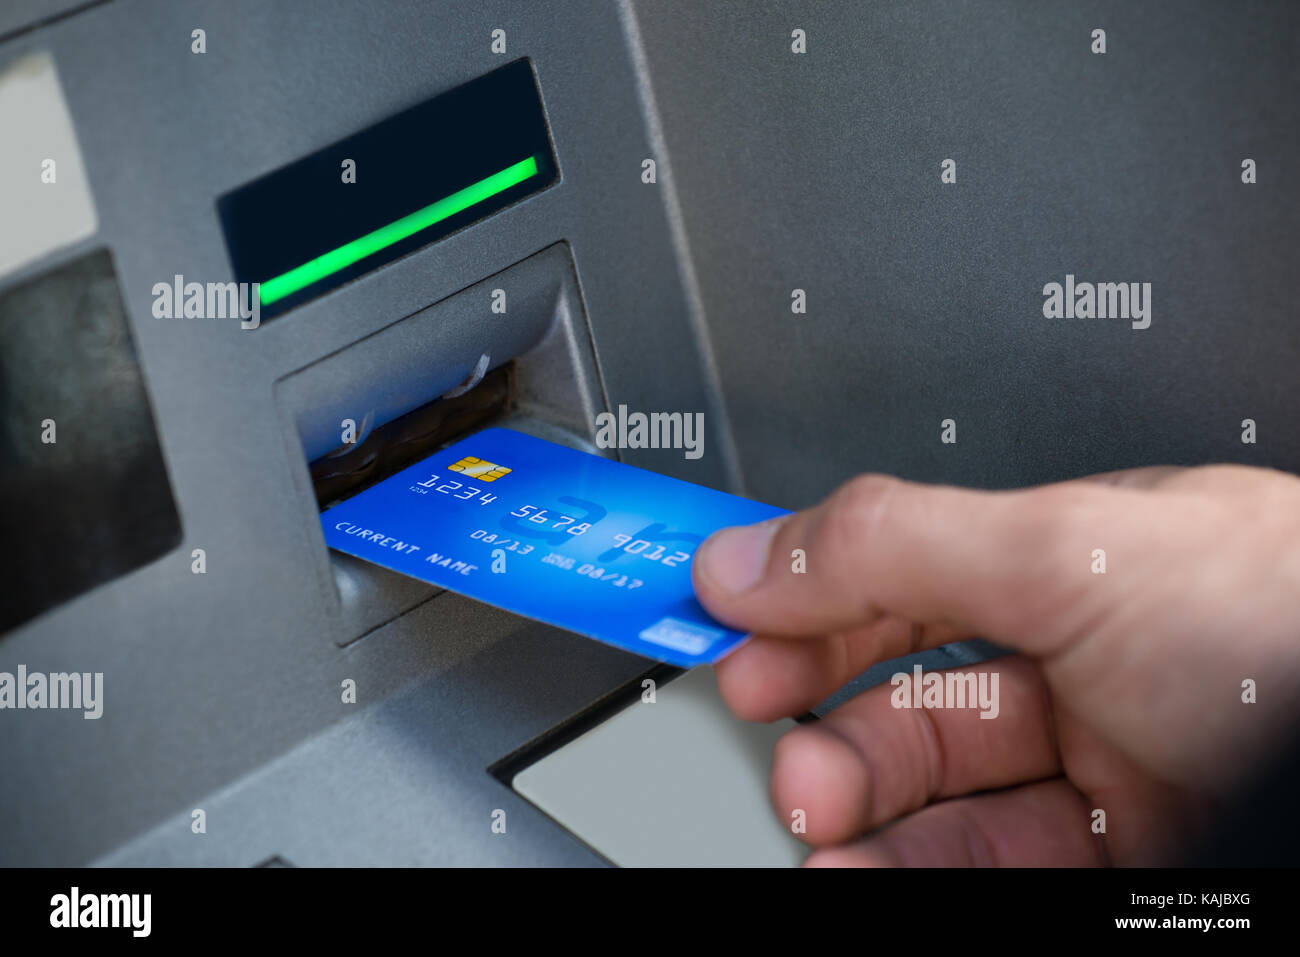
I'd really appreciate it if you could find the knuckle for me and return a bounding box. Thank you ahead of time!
[812,475,903,592]
[1012,487,1084,573]
[826,474,901,547]
[1009,485,1112,631]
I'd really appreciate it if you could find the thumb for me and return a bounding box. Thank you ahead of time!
[692,473,1161,656]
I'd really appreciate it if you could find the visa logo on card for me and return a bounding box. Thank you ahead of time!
[320,427,788,666]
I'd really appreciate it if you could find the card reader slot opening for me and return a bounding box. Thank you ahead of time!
[308,362,515,510]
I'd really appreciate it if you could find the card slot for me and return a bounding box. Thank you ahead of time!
[274,242,608,647]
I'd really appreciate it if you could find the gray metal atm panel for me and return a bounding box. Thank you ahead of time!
[632,0,1300,504]
[0,1,727,865]
[10,0,1292,869]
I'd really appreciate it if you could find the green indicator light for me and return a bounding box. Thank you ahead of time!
[259,156,540,306]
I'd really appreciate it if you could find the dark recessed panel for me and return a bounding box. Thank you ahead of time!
[0,249,181,633]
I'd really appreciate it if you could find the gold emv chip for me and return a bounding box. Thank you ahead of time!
[447,456,512,482]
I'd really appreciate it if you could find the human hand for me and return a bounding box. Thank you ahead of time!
[692,465,1300,865]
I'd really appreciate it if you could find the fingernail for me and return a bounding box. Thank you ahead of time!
[698,517,785,594]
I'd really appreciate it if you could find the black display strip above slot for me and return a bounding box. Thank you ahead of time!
[217,58,559,321]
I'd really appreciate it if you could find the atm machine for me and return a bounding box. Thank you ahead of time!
[2,1,1296,866]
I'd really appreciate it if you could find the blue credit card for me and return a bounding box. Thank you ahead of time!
[320,426,788,666]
